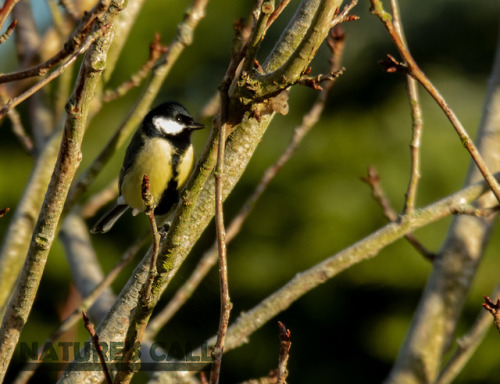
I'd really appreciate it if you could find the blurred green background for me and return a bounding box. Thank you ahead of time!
[1,0,500,382]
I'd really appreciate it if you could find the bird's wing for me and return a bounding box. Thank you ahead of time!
[119,129,146,194]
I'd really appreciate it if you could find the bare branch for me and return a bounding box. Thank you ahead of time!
[370,0,500,205]
[276,321,291,384]
[0,86,34,155]
[0,1,119,379]
[0,24,109,119]
[0,18,16,44]
[241,0,274,73]
[0,0,111,84]
[209,100,232,384]
[111,176,161,384]
[384,17,500,384]
[0,0,20,32]
[482,296,500,334]
[436,282,500,384]
[140,175,160,303]
[156,173,500,384]
[266,0,291,28]
[102,33,168,102]
[82,311,113,384]
[13,233,146,384]
[362,167,435,261]
[388,0,423,215]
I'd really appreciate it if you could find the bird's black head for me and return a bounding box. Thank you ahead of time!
[143,101,204,139]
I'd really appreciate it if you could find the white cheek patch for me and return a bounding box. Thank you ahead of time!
[153,116,184,135]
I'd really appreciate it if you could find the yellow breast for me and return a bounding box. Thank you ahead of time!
[121,138,173,211]
[176,145,194,188]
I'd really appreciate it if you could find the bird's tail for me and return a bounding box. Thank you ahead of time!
[90,204,129,234]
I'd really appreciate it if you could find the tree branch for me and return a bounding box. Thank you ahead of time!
[0,0,20,33]
[388,0,423,215]
[155,172,500,383]
[370,0,500,205]
[435,282,500,384]
[0,0,111,85]
[384,16,500,384]
[0,1,119,379]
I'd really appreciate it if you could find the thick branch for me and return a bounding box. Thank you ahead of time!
[0,1,119,379]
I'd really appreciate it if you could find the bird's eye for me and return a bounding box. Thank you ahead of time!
[175,115,183,123]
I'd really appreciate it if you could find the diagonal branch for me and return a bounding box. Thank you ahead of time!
[156,172,500,384]
[370,0,500,206]
[384,12,500,384]
[0,0,110,84]
[0,18,16,44]
[0,1,119,379]
[0,0,20,32]
[388,0,423,215]
[0,24,109,119]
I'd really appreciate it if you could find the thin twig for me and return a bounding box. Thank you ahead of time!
[482,296,500,334]
[82,311,113,384]
[370,0,500,205]
[0,24,109,119]
[389,0,423,214]
[362,166,435,261]
[79,178,119,219]
[297,69,345,90]
[0,0,21,32]
[276,321,291,384]
[0,19,17,44]
[331,0,359,26]
[163,172,500,384]
[266,0,291,28]
[435,282,500,384]
[102,33,168,102]
[0,0,109,84]
[209,100,232,384]
[451,205,500,217]
[112,176,162,384]
[140,175,160,302]
[241,0,274,73]
[0,87,34,156]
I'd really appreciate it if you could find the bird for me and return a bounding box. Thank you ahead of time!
[90,101,204,234]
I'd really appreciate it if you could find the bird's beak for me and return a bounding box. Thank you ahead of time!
[188,121,204,130]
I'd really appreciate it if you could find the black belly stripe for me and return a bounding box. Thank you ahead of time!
[155,148,183,216]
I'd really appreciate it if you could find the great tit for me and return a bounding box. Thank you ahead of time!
[91,102,204,234]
